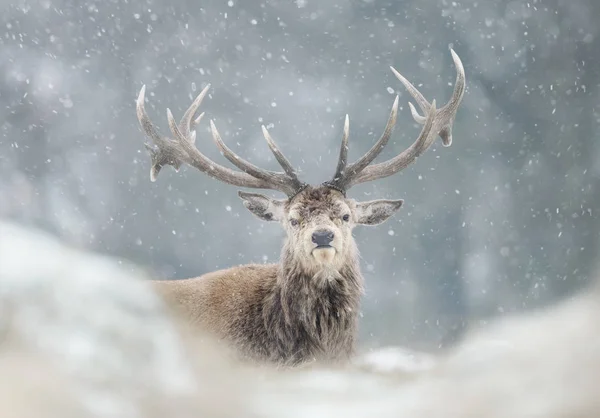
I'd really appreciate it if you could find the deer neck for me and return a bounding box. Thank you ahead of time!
[266,242,364,361]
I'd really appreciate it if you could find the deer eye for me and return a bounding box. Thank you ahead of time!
[289,218,299,227]
[342,214,350,222]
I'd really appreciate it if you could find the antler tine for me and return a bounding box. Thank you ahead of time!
[389,68,429,118]
[137,85,185,181]
[344,95,399,177]
[391,48,465,146]
[332,114,350,182]
[137,85,280,191]
[178,83,211,141]
[324,96,398,192]
[261,125,301,181]
[208,120,307,196]
[349,100,438,186]
[165,109,277,189]
[209,120,275,180]
[136,85,161,145]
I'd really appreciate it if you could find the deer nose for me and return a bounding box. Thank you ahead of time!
[312,229,334,246]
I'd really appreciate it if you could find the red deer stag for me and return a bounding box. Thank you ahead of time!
[135,50,465,367]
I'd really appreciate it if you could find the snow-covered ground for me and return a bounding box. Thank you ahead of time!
[1,219,600,417]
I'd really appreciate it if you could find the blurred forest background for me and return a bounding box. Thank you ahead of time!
[1,0,599,351]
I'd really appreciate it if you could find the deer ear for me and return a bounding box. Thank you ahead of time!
[238,191,286,222]
[354,199,403,226]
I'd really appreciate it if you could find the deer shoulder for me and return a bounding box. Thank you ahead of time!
[153,264,277,334]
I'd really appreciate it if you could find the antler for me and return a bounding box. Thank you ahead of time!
[136,49,464,199]
[136,85,307,197]
[325,49,466,192]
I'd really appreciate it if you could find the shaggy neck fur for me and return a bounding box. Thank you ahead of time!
[262,240,364,366]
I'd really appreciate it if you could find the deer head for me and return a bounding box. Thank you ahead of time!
[136,50,465,272]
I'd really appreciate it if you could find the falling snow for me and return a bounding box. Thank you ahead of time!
[1,0,598,397]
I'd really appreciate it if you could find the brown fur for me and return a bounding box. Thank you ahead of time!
[153,186,401,367]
